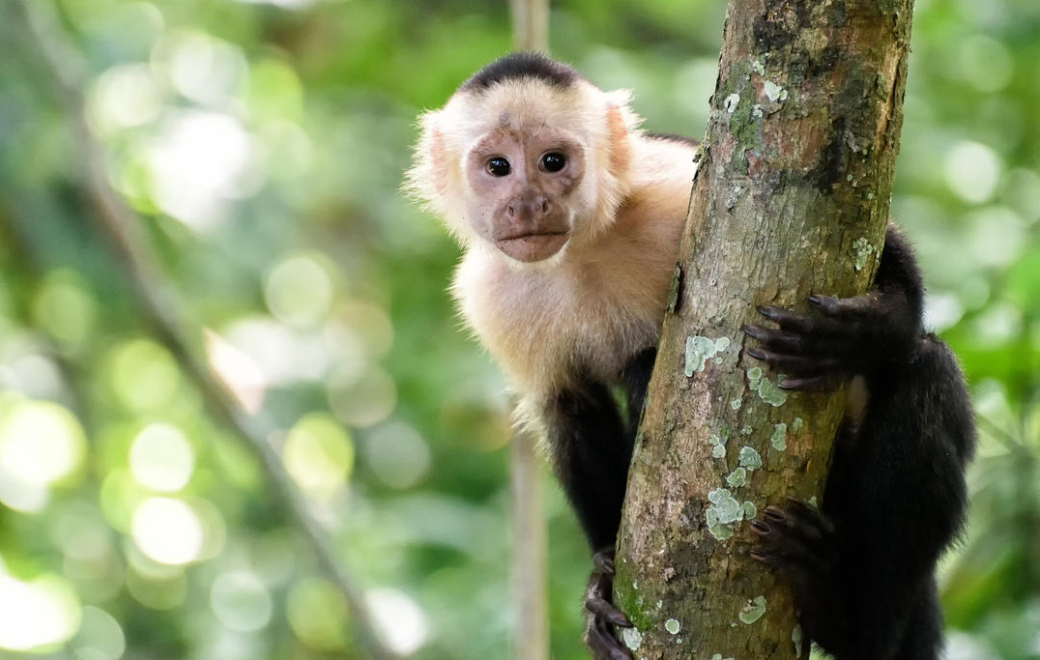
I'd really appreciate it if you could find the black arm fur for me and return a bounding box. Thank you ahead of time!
[549,225,974,660]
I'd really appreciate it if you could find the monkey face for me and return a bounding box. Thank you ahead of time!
[463,128,587,263]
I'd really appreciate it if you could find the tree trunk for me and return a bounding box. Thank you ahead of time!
[613,0,914,657]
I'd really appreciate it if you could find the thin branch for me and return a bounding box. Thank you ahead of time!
[8,1,394,657]
[507,3,551,660]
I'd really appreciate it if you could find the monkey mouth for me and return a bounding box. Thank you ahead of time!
[495,231,570,262]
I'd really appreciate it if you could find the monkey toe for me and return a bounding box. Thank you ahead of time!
[587,617,634,660]
[587,596,633,628]
[583,551,634,659]
[592,547,616,575]
[809,292,879,319]
[752,502,837,572]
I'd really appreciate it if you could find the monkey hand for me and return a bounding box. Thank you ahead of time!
[749,500,849,655]
[583,547,634,660]
[742,290,917,391]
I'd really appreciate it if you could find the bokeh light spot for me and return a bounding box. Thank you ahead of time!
[209,570,273,633]
[131,498,204,565]
[110,340,181,412]
[145,111,259,231]
[71,606,126,660]
[264,254,335,328]
[366,588,429,655]
[945,141,1002,204]
[283,414,354,496]
[129,423,195,492]
[0,574,81,651]
[88,64,163,133]
[958,35,1013,93]
[32,270,98,348]
[286,578,350,651]
[328,366,397,428]
[0,398,86,490]
[364,422,431,489]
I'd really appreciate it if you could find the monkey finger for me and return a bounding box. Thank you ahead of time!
[778,375,841,392]
[809,293,879,319]
[592,548,616,575]
[753,532,833,573]
[743,325,808,353]
[781,499,838,538]
[757,306,818,333]
[746,349,842,377]
[588,618,634,660]
[586,597,634,628]
[758,306,849,339]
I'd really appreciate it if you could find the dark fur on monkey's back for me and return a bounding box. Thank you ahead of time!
[461,52,584,92]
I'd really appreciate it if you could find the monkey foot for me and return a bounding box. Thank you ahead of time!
[750,499,847,648]
[584,548,634,660]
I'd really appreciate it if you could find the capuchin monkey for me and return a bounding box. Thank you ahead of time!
[406,52,975,660]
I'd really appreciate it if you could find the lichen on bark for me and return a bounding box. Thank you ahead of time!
[613,0,916,657]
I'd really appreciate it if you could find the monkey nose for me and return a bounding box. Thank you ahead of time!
[507,196,552,221]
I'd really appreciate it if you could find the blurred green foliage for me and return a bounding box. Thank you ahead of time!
[0,0,1038,658]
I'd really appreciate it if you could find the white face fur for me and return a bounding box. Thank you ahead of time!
[406,77,638,264]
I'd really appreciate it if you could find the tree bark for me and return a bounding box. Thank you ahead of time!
[613,0,914,657]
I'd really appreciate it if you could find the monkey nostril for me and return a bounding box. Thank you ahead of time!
[540,199,550,214]
[507,204,516,218]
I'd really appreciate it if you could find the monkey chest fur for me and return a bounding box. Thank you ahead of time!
[454,247,674,398]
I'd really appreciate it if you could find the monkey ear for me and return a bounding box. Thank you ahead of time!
[428,128,450,196]
[404,110,454,210]
[606,102,632,176]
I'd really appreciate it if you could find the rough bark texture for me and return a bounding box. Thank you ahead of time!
[613,0,914,657]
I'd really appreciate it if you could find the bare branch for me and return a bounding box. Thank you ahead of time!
[8,1,395,657]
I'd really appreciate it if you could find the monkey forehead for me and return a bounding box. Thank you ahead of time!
[450,79,614,146]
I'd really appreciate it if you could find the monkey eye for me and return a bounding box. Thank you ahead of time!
[487,157,511,177]
[541,152,566,172]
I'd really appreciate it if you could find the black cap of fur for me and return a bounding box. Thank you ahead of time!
[461,52,583,92]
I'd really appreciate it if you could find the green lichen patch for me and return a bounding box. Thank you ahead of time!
[622,627,643,651]
[706,487,746,540]
[710,655,735,660]
[730,397,742,410]
[709,433,727,460]
[742,501,757,519]
[763,80,788,102]
[739,596,767,624]
[741,425,754,435]
[665,618,681,634]
[724,93,741,113]
[739,446,763,471]
[792,417,804,432]
[747,367,763,390]
[756,374,789,406]
[726,467,747,487]
[770,422,788,451]
[792,624,805,656]
[853,237,877,272]
[684,335,728,376]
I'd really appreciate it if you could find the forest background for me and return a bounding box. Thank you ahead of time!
[0,0,1039,658]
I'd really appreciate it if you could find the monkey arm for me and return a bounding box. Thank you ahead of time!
[745,225,975,659]
[817,334,973,659]
[545,380,634,552]
[542,350,659,660]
